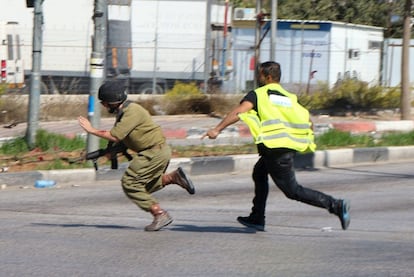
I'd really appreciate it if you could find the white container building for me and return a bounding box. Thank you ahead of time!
[230,19,384,93]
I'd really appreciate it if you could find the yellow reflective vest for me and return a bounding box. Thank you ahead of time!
[238,83,316,153]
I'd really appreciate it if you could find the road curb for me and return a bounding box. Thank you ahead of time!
[2,145,414,187]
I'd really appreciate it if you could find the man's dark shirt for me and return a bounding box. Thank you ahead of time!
[241,89,288,112]
[241,90,257,110]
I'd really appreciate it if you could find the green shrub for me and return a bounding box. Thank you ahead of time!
[377,87,400,109]
[134,98,159,115]
[37,158,86,170]
[164,81,202,98]
[299,79,401,111]
[208,95,240,116]
[35,129,85,151]
[330,80,400,110]
[315,129,375,149]
[163,82,211,114]
[299,82,332,110]
[377,131,414,146]
[0,83,7,95]
[0,137,29,155]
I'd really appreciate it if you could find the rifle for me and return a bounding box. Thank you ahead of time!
[85,142,133,170]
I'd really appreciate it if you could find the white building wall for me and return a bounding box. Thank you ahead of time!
[232,20,383,94]
[383,38,414,87]
[329,23,383,86]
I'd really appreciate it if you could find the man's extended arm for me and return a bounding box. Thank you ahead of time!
[202,100,253,140]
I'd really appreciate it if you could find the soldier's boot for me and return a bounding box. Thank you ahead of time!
[144,204,173,232]
[162,167,195,195]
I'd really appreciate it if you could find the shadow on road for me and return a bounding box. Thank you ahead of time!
[169,224,256,234]
[32,222,257,233]
[31,222,138,230]
[328,167,414,179]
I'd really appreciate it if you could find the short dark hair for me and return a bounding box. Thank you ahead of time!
[258,61,281,82]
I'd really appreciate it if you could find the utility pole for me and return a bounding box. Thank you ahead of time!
[270,0,277,61]
[203,0,212,93]
[152,0,159,95]
[220,0,229,79]
[25,0,43,148]
[401,0,412,120]
[87,0,107,153]
[254,0,262,87]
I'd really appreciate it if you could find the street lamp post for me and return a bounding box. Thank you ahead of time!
[270,0,277,61]
[87,0,107,153]
[25,0,43,148]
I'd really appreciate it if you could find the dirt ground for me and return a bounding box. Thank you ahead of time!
[0,146,252,173]
[0,148,88,173]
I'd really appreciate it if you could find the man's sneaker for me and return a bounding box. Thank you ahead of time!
[237,216,265,231]
[338,199,351,230]
[145,211,173,231]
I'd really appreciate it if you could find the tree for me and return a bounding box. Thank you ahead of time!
[231,0,406,38]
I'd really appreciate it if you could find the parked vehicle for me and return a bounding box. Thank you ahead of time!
[0,21,24,90]
[0,0,232,94]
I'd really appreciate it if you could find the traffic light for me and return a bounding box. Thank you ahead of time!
[26,0,34,7]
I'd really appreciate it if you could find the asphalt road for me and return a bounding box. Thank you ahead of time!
[1,162,414,277]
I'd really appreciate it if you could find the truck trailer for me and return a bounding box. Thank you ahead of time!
[0,21,24,89]
[0,0,232,94]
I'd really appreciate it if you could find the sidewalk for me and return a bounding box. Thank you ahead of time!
[1,114,414,187]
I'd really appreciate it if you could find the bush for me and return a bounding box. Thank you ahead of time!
[0,137,29,155]
[0,83,6,95]
[299,79,401,112]
[134,98,159,115]
[315,129,375,149]
[207,95,240,116]
[0,79,407,122]
[377,131,414,146]
[298,82,331,110]
[35,129,86,151]
[164,81,202,98]
[377,87,400,109]
[162,82,212,114]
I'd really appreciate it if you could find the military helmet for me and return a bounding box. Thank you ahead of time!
[98,80,127,104]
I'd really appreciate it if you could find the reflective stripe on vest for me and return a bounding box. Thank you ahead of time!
[261,119,311,129]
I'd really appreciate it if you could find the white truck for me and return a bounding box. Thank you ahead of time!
[0,21,24,89]
[0,0,232,94]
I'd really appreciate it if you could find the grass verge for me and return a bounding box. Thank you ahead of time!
[1,129,414,172]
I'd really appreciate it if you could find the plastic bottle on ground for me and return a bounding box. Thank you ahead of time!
[34,180,57,188]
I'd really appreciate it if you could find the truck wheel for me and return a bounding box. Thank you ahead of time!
[138,83,164,94]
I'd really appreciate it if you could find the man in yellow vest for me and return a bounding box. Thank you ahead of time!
[202,61,350,231]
